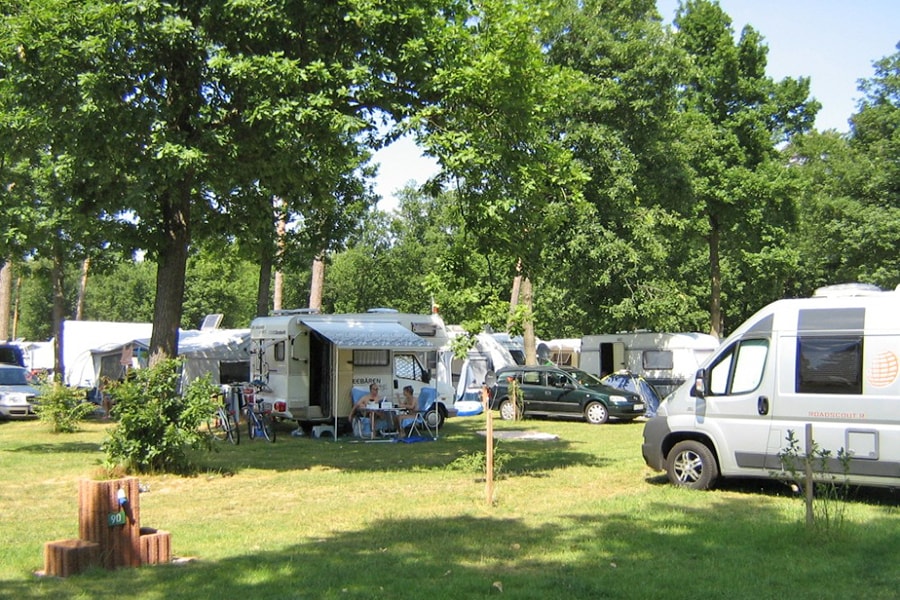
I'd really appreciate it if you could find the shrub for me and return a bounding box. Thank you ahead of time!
[103,359,218,474]
[35,379,96,433]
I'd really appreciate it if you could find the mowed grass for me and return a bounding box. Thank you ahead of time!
[1,414,898,599]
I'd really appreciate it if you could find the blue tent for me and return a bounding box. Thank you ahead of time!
[600,371,663,418]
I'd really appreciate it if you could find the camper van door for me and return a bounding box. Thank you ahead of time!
[692,336,776,473]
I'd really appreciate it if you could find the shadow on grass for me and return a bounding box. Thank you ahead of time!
[192,421,608,477]
[11,496,900,600]
[8,441,103,454]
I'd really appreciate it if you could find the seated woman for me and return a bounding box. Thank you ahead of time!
[393,385,418,438]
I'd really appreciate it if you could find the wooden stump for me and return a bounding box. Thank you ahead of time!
[139,527,172,565]
[43,539,101,578]
[78,478,141,569]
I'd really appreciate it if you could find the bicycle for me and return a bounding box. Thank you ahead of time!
[206,396,240,445]
[244,392,276,443]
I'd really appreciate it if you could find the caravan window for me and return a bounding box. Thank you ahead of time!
[642,351,673,370]
[274,342,285,362]
[354,350,390,367]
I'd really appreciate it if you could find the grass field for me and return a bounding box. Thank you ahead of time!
[1,414,898,599]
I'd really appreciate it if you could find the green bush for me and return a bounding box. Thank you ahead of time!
[103,359,218,474]
[34,379,96,433]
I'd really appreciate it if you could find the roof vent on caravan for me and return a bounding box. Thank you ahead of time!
[366,308,399,313]
[812,283,883,298]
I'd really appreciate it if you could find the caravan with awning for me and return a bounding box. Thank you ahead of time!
[248,311,457,432]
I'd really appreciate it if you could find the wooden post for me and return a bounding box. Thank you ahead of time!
[483,386,494,506]
[43,539,101,577]
[805,424,814,526]
[78,478,141,569]
[139,528,172,565]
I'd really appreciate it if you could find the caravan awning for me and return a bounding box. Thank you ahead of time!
[302,320,433,350]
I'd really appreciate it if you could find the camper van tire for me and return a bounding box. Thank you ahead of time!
[584,402,609,425]
[425,406,444,430]
[666,440,718,490]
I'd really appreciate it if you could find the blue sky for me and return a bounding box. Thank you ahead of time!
[374,0,900,209]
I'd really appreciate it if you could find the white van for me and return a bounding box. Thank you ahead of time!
[642,284,900,490]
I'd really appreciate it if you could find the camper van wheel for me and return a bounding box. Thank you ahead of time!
[498,399,517,421]
[584,402,609,425]
[425,408,444,430]
[667,441,718,490]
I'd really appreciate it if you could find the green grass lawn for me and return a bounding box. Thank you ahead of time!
[1,415,898,599]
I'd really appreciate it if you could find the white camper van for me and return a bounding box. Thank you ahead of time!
[642,284,900,490]
[580,332,720,397]
[249,311,457,432]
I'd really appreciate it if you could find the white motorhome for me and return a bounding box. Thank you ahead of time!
[248,310,457,432]
[642,284,900,490]
[580,332,720,397]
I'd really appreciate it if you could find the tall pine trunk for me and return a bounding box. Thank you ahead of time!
[75,257,90,320]
[309,254,325,311]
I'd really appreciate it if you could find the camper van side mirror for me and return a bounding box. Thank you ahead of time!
[690,369,706,398]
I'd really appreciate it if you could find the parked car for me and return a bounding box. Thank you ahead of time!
[0,364,39,419]
[489,365,645,424]
[0,343,25,367]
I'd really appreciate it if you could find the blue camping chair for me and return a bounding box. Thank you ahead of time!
[400,387,438,439]
[351,387,375,438]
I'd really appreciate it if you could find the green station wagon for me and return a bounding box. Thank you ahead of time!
[489,365,645,424]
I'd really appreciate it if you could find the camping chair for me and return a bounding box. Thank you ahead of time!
[401,387,438,439]
[350,388,375,438]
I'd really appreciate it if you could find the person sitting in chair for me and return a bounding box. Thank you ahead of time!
[393,385,418,437]
[349,383,379,420]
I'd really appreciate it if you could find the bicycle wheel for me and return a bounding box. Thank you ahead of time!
[247,411,258,440]
[206,409,229,442]
[224,411,240,445]
[260,413,276,442]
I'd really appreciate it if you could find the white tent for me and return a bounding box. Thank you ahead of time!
[63,320,154,387]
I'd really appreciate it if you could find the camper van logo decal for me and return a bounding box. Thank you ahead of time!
[867,350,899,388]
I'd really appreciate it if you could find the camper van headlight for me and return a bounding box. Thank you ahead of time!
[609,395,628,404]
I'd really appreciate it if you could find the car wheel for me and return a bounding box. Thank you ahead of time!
[499,399,516,420]
[666,440,718,490]
[584,402,608,424]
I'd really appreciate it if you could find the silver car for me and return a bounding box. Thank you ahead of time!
[0,364,39,419]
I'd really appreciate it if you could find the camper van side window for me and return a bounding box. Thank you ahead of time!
[274,342,285,362]
[795,335,863,395]
[708,339,768,395]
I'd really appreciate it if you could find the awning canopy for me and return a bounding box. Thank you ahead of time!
[302,319,433,350]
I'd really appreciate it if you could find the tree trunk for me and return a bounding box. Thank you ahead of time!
[75,257,90,320]
[51,243,67,377]
[521,277,537,365]
[507,258,522,330]
[272,198,286,311]
[0,260,10,340]
[708,213,722,339]
[273,270,283,312]
[309,254,325,311]
[148,189,190,366]
[256,250,272,317]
